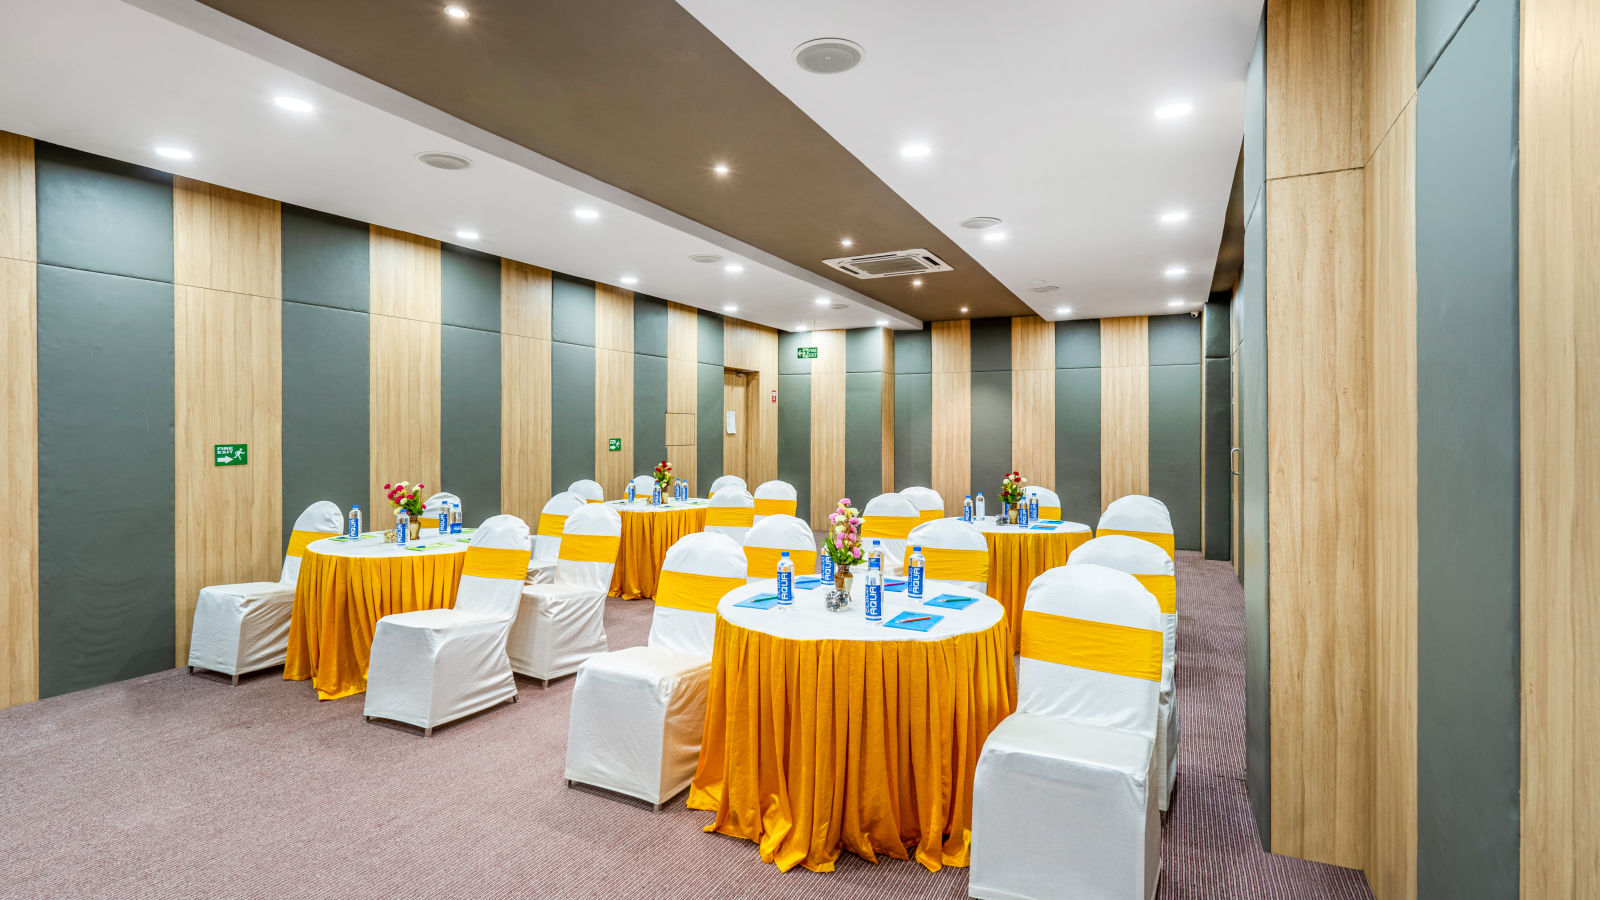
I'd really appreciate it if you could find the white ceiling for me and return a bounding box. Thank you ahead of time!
[675,0,1262,320]
[0,0,917,331]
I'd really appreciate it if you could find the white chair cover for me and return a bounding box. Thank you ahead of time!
[564,532,747,805]
[861,492,920,575]
[1071,535,1181,812]
[705,486,755,544]
[906,518,990,593]
[1106,494,1171,521]
[568,479,605,504]
[362,515,532,734]
[1023,485,1064,521]
[420,491,461,533]
[529,491,586,583]
[188,500,343,681]
[507,503,621,682]
[899,486,945,523]
[971,563,1164,900]
[708,474,747,495]
[1098,495,1176,559]
[741,514,817,582]
[751,480,799,523]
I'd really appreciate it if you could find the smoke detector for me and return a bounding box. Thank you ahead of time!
[1029,285,1061,294]
[689,253,724,264]
[794,38,864,75]
[960,216,1003,230]
[416,151,472,170]
[823,248,952,279]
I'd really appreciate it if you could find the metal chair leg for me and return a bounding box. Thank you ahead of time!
[511,694,519,703]
[187,666,194,675]
[424,726,433,738]
[231,673,239,686]
[653,801,663,813]
[541,678,549,690]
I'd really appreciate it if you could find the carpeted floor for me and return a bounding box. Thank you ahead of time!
[0,552,1371,899]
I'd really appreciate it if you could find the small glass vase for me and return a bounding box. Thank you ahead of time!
[825,565,854,612]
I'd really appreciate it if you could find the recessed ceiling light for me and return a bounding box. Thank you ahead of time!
[1164,265,1187,278]
[813,297,831,307]
[793,38,864,75]
[1155,101,1194,119]
[900,143,932,159]
[574,207,600,221]
[983,232,1007,243]
[619,275,638,286]
[911,278,923,287]
[959,306,969,314]
[722,304,738,313]
[794,325,809,333]
[155,146,193,161]
[1056,306,1072,315]
[273,96,314,113]
[444,5,469,20]
[876,319,890,326]
[1168,298,1186,307]
[960,216,1003,230]
[724,263,744,274]
[689,253,723,264]
[455,229,479,241]
[1159,210,1189,225]
[416,151,472,170]
[712,162,731,176]
[840,237,854,248]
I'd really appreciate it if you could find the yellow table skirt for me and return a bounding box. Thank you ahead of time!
[285,548,465,700]
[688,616,1016,873]
[984,528,1091,653]
[610,506,708,600]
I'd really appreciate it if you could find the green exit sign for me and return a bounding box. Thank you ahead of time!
[214,443,248,466]
[607,437,621,452]
[796,346,818,359]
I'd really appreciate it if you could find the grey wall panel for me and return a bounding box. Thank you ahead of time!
[778,329,812,376]
[550,274,596,347]
[633,294,668,358]
[36,265,175,698]
[635,354,668,476]
[894,328,930,374]
[1203,358,1232,561]
[1149,313,1203,366]
[777,373,811,516]
[35,142,173,283]
[970,317,1012,372]
[970,371,1012,496]
[441,325,501,520]
[441,244,500,333]
[1417,0,1476,83]
[1415,0,1521,894]
[282,302,369,548]
[1240,188,1271,846]
[845,373,883,504]
[281,205,369,312]
[1244,15,1266,229]
[845,327,885,373]
[550,341,595,491]
[1149,364,1203,551]
[696,362,723,494]
[1054,367,1101,524]
[1055,320,1101,368]
[894,372,932,490]
[1204,296,1231,359]
[697,311,724,366]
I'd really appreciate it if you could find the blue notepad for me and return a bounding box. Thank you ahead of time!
[733,593,780,610]
[883,611,943,632]
[925,594,978,610]
[1030,525,1058,531]
[794,577,824,590]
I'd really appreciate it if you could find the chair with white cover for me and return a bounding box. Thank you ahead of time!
[568,479,605,504]
[971,564,1165,900]
[708,474,746,495]
[1097,495,1176,559]
[861,492,921,575]
[528,491,586,584]
[751,480,798,523]
[507,503,622,686]
[1024,485,1063,521]
[906,518,990,593]
[1070,535,1180,813]
[899,486,945,523]
[362,514,532,736]
[188,501,343,684]
[704,486,755,544]
[741,514,817,582]
[420,491,461,533]
[628,474,656,497]
[564,532,746,808]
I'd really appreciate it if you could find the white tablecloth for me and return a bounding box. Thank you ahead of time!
[606,498,709,513]
[718,578,1003,642]
[966,517,1093,538]
[305,530,470,560]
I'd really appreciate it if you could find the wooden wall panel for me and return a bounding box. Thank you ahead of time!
[809,330,847,525]
[1366,101,1418,900]
[666,303,699,492]
[173,287,283,664]
[369,314,442,515]
[1012,316,1056,485]
[1266,0,1366,178]
[930,321,971,517]
[1266,170,1370,869]
[370,226,441,322]
[173,178,280,297]
[1521,1,1600,894]
[724,319,778,488]
[501,259,551,340]
[594,285,634,498]
[1100,316,1149,506]
[1,257,37,708]
[1365,0,1416,162]
[0,131,35,262]
[501,261,551,524]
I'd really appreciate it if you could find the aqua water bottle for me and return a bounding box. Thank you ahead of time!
[451,501,462,534]
[962,495,973,523]
[777,551,794,608]
[907,546,925,600]
[1018,498,1031,528]
[865,556,884,622]
[975,492,986,520]
[627,481,636,503]
[1030,494,1040,521]
[651,482,662,505]
[819,550,834,584]
[395,508,410,546]
[348,504,362,538]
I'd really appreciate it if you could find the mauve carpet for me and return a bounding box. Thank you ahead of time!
[0,552,1372,899]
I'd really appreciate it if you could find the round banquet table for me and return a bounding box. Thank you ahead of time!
[965,516,1093,653]
[285,531,467,700]
[605,498,708,600]
[688,578,1016,873]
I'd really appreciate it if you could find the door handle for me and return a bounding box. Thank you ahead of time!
[1229,447,1241,476]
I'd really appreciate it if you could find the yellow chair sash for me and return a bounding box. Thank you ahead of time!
[585,498,603,504]
[1133,573,1177,614]
[1020,610,1163,681]
[419,515,443,531]
[918,508,942,522]
[861,515,918,540]
[537,513,567,538]
[462,546,532,580]
[655,570,747,614]
[745,546,817,578]
[706,505,755,528]
[752,498,797,517]
[1040,505,1061,520]
[286,529,337,558]
[1098,527,1176,558]
[923,548,990,583]
[559,533,621,563]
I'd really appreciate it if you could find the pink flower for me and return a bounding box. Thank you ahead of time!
[849,516,862,526]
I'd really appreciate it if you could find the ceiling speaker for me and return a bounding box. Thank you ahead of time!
[793,38,864,75]
[416,151,472,170]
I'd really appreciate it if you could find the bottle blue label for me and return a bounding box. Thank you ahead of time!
[452,511,461,535]
[909,564,924,598]
[865,584,882,621]
[777,571,793,605]
[396,519,407,545]
[348,515,359,539]
[819,554,834,581]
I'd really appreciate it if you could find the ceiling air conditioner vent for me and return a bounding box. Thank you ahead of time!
[822,248,952,279]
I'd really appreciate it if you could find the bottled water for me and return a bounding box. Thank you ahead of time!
[776,551,794,608]
[975,492,986,519]
[451,502,462,535]
[1018,499,1031,528]
[627,481,636,503]
[868,539,884,571]
[395,508,410,546]
[678,481,687,501]
[347,504,362,538]
[962,495,973,523]
[819,550,834,584]
[865,556,884,622]
[907,545,925,600]
[651,481,662,505]
[1030,494,1040,521]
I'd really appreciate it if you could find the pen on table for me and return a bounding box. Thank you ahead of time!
[897,615,933,624]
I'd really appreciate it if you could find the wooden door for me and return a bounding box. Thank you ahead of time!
[723,370,749,482]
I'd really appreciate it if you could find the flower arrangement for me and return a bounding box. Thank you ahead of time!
[824,498,866,568]
[652,460,675,490]
[384,481,426,518]
[1000,471,1028,507]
